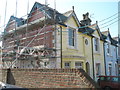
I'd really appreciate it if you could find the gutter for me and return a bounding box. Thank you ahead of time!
[60,26,63,68]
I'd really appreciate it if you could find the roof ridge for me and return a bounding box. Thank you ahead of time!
[35,1,60,14]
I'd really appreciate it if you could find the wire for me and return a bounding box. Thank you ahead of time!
[100,18,119,29]
[78,15,120,29]
[99,11,120,23]
[99,16,118,26]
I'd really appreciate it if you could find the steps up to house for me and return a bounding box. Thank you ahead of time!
[1,68,100,89]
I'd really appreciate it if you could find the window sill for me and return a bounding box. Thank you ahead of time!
[94,51,100,55]
[67,46,78,50]
[107,53,113,57]
[107,53,110,56]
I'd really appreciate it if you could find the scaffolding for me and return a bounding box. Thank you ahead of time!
[1,0,59,68]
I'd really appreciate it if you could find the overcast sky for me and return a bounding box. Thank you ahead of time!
[0,0,119,37]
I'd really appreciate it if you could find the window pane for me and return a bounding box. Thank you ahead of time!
[64,62,70,68]
[68,28,75,46]
[94,38,99,51]
[108,64,112,75]
[100,77,105,80]
[75,62,83,69]
[107,43,110,54]
[96,63,101,76]
[111,77,118,82]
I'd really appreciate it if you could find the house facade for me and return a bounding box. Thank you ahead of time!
[2,1,119,81]
[2,2,68,69]
[1,2,96,79]
[61,10,85,69]
[61,11,94,79]
[113,36,119,76]
[91,23,105,81]
[102,30,118,76]
[79,13,105,81]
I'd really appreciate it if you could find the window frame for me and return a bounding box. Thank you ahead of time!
[106,42,111,55]
[94,37,100,53]
[108,63,112,76]
[96,63,101,76]
[68,27,77,49]
[94,38,99,51]
[64,62,71,68]
[75,62,83,69]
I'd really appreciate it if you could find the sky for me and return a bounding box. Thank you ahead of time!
[0,0,119,38]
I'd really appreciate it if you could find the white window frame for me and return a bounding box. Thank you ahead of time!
[93,37,100,53]
[68,27,77,49]
[96,63,101,76]
[64,62,71,68]
[75,62,83,69]
[107,43,110,55]
[108,63,112,76]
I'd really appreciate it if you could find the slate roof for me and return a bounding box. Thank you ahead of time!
[29,2,67,23]
[78,26,95,36]
[6,16,25,28]
[109,35,118,45]
[5,2,69,33]
[101,34,107,40]
[101,31,118,45]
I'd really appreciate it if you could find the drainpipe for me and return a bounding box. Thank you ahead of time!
[60,26,62,68]
[82,36,86,70]
[103,42,107,75]
[91,36,95,80]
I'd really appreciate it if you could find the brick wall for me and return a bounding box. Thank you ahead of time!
[1,68,100,88]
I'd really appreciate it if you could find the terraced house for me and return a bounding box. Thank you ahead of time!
[2,2,87,70]
[59,12,106,80]
[78,13,94,79]
[79,13,105,81]
[61,10,85,69]
[1,2,94,73]
[90,23,105,81]
[2,2,68,68]
[102,30,118,76]
[2,1,120,82]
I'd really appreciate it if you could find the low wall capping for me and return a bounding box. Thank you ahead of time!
[1,68,100,89]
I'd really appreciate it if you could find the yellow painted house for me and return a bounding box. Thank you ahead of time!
[80,13,105,81]
[62,10,86,69]
[56,11,94,79]
[89,23,105,81]
[57,12,105,80]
